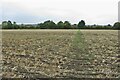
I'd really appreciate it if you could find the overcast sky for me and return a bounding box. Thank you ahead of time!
[0,0,119,25]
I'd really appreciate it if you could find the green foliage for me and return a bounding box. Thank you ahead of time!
[37,23,44,29]
[47,21,56,29]
[1,20,119,30]
[70,30,93,60]
[37,20,56,29]
[2,21,8,29]
[37,20,72,29]
[113,22,120,30]
[2,21,19,29]
[72,24,77,29]
[57,21,64,29]
[77,20,85,29]
[64,21,71,29]
[73,30,87,53]
[13,21,19,29]
[7,20,13,29]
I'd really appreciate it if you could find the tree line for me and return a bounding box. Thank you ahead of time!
[2,20,120,29]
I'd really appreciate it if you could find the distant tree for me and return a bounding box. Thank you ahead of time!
[13,21,16,29]
[103,24,112,29]
[13,21,19,29]
[57,21,64,29]
[49,21,56,29]
[43,20,56,29]
[7,20,13,29]
[72,24,77,29]
[77,20,85,29]
[2,21,8,29]
[64,21,71,29]
[113,22,120,29]
[37,23,44,29]
[107,24,111,27]
[37,20,57,29]
[43,20,50,29]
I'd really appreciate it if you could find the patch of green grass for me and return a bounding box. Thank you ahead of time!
[70,29,93,59]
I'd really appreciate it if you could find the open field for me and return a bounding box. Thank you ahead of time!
[2,30,120,78]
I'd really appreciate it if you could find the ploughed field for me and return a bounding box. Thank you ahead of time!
[2,30,120,78]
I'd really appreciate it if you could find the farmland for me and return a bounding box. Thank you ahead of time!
[2,30,120,78]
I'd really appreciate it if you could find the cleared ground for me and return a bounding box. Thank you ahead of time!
[2,30,120,78]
